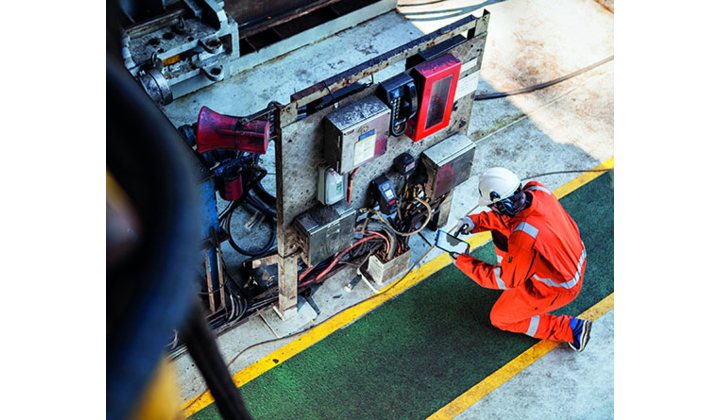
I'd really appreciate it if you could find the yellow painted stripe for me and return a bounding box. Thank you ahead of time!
[428,293,614,420]
[182,158,614,416]
[553,157,614,200]
[183,242,459,416]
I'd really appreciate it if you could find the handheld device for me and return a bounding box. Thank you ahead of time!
[435,230,470,255]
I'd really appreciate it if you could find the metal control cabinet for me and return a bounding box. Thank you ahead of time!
[293,201,356,266]
[420,132,476,199]
[323,95,391,174]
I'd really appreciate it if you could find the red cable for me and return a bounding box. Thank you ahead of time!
[347,167,359,204]
[298,233,380,282]
[354,229,390,255]
[298,234,382,288]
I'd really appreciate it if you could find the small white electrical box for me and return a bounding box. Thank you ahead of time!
[318,165,347,205]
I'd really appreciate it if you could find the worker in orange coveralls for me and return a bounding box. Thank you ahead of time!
[451,167,591,351]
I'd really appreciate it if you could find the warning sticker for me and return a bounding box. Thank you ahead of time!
[354,129,376,166]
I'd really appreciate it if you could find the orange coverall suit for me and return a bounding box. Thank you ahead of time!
[454,181,586,342]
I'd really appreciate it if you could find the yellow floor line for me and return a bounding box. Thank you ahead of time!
[427,293,614,420]
[183,235,460,416]
[182,158,614,416]
[554,157,614,200]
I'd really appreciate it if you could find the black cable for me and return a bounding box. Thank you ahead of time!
[341,242,383,268]
[107,55,201,420]
[252,182,277,208]
[418,232,433,248]
[522,167,613,181]
[244,164,267,195]
[247,193,277,218]
[475,55,614,100]
[222,261,252,314]
[217,200,235,222]
[181,302,252,420]
[225,198,276,256]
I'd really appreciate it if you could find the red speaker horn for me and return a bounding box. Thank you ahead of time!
[196,106,271,154]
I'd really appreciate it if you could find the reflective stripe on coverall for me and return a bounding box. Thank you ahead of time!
[454,181,586,342]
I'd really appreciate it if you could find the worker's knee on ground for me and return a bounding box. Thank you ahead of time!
[489,305,513,331]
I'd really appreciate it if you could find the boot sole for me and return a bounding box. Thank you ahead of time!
[569,321,592,352]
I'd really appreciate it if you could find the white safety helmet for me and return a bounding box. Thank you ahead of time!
[477,167,524,215]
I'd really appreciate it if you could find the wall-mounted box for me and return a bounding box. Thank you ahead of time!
[293,201,356,267]
[323,95,391,174]
[420,132,475,199]
[406,54,462,142]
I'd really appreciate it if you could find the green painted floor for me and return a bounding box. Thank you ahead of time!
[192,172,614,419]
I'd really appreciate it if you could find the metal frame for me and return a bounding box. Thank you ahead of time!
[264,11,491,318]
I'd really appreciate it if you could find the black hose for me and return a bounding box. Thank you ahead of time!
[247,193,277,218]
[244,165,267,196]
[225,199,276,256]
[106,55,201,419]
[250,153,278,205]
[181,302,253,420]
[252,182,277,208]
[475,55,614,100]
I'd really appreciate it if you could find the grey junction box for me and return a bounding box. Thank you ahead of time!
[323,95,391,174]
[420,132,476,200]
[293,201,357,267]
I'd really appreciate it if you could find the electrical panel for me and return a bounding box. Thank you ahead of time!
[293,201,356,267]
[406,54,462,142]
[420,132,476,199]
[317,165,347,205]
[323,95,391,174]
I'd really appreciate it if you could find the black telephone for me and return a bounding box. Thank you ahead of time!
[377,73,418,137]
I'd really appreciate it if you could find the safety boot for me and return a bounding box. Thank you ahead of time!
[568,318,592,352]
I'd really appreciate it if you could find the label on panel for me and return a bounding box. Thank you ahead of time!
[354,129,377,166]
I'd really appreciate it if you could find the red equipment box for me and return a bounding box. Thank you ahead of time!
[406,54,462,142]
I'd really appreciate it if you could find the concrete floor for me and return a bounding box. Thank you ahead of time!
[456,310,614,419]
[164,0,614,416]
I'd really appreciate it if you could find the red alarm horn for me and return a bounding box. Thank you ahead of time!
[196,106,271,154]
